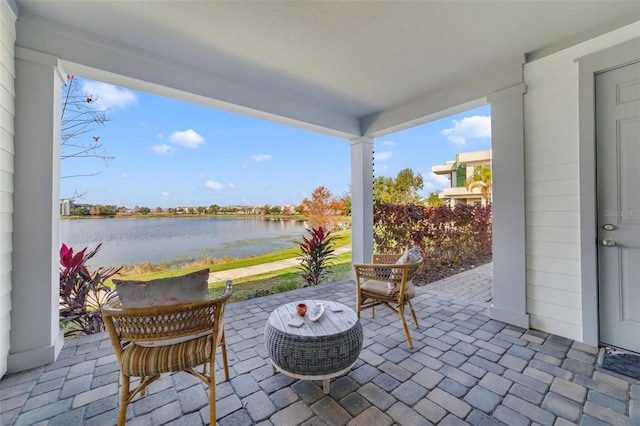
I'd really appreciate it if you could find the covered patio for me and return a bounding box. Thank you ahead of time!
[2,265,638,425]
[3,1,640,377]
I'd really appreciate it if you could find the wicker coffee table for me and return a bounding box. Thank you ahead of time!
[264,300,363,393]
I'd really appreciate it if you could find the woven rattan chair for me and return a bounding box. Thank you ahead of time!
[353,254,423,348]
[102,281,233,426]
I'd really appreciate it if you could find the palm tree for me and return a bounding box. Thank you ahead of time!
[465,165,492,204]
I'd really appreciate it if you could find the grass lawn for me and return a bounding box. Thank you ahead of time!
[110,229,353,304]
[207,252,352,303]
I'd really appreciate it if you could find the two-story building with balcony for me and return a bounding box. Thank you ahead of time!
[432,149,492,206]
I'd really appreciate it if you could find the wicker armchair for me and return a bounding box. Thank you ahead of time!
[353,254,423,348]
[102,281,233,426]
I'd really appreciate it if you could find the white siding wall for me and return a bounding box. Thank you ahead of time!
[524,23,640,342]
[0,0,17,378]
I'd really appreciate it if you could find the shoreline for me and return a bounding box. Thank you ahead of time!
[114,229,353,281]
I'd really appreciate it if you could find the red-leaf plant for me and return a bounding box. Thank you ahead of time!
[298,226,337,287]
[373,202,492,266]
[59,243,122,338]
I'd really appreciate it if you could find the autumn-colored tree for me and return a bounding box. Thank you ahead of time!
[281,205,295,215]
[340,192,352,215]
[300,186,343,231]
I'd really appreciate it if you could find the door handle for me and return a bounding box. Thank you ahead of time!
[602,238,617,247]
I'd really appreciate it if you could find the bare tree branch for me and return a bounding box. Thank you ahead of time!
[61,75,114,200]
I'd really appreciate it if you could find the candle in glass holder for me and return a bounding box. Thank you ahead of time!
[296,303,307,316]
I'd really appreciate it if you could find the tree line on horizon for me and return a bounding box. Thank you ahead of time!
[65,164,491,226]
[63,187,351,220]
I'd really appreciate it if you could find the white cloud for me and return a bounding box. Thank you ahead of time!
[441,115,491,145]
[228,183,235,189]
[152,144,172,154]
[81,81,137,110]
[381,140,396,146]
[205,180,225,190]
[251,154,272,162]
[374,150,392,161]
[424,171,450,190]
[161,191,170,197]
[169,129,204,148]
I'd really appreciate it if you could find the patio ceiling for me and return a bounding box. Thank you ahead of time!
[13,1,640,138]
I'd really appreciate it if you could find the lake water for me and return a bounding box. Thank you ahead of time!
[60,217,308,267]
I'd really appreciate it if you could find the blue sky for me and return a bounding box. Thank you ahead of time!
[61,77,491,208]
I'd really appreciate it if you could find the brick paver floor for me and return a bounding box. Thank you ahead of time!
[2,263,639,425]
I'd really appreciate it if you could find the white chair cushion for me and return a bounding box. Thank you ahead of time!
[396,246,422,265]
[387,247,422,294]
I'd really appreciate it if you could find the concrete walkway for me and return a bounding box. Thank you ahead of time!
[207,245,352,282]
[2,262,639,425]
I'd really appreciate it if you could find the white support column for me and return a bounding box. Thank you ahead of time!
[488,83,530,329]
[8,48,65,373]
[349,136,374,267]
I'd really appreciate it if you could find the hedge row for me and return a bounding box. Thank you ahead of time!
[373,202,492,267]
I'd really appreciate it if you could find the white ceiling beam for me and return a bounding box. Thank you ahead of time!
[360,56,524,138]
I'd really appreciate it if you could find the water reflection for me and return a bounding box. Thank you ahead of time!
[60,217,308,267]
